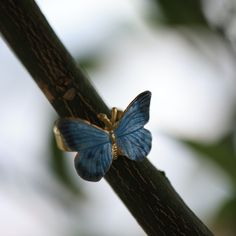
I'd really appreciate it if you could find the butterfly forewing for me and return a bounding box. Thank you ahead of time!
[55,118,112,181]
[116,128,151,161]
[115,91,152,161]
[115,91,151,136]
[55,118,110,151]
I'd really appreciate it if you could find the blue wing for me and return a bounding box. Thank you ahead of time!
[115,91,152,161]
[116,128,151,161]
[115,91,151,136]
[74,142,112,181]
[54,118,112,181]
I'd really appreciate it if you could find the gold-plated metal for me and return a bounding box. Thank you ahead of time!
[110,131,116,144]
[112,143,118,159]
[53,123,72,151]
[116,109,124,122]
[97,113,113,130]
[111,107,117,125]
[97,107,124,160]
[97,107,124,130]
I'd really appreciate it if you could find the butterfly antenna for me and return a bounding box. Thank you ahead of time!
[116,110,123,121]
[97,113,113,130]
[111,107,117,125]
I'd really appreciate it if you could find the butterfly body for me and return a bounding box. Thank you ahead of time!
[96,108,123,160]
[109,130,119,159]
[54,91,152,181]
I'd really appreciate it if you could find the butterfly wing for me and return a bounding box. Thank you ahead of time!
[116,128,152,161]
[54,118,112,181]
[115,91,152,161]
[74,142,112,181]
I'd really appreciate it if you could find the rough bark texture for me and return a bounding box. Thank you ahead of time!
[0,1,214,235]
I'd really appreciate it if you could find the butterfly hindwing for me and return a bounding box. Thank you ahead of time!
[115,91,152,161]
[74,142,112,181]
[54,118,112,181]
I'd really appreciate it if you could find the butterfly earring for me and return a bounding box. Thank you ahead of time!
[53,91,152,182]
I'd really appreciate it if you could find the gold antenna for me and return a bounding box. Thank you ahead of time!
[97,113,112,130]
[111,107,117,125]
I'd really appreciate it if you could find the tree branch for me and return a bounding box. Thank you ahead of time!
[0,1,213,235]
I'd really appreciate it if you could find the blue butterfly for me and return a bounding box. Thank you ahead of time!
[53,91,152,182]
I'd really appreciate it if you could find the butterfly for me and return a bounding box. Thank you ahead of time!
[53,91,152,182]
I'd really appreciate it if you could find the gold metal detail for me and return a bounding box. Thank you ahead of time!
[97,107,124,159]
[53,123,72,151]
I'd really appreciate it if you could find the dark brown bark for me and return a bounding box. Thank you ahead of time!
[0,1,214,235]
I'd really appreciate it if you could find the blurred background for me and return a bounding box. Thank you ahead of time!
[0,0,236,235]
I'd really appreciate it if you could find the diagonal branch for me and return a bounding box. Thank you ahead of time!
[0,1,213,235]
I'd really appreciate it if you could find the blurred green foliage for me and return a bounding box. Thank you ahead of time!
[151,0,208,26]
[214,196,236,235]
[183,132,236,186]
[181,130,236,234]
